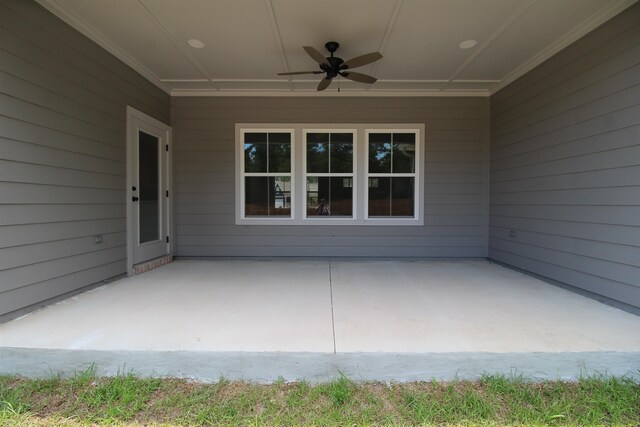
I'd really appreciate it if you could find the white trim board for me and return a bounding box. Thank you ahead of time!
[175,90,490,97]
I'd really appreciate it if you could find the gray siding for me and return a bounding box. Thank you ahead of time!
[489,3,640,308]
[0,0,170,317]
[172,96,490,257]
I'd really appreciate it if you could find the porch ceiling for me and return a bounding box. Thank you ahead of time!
[36,0,637,96]
[2,260,639,381]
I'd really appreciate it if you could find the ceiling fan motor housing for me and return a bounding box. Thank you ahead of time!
[321,41,344,77]
[323,57,344,77]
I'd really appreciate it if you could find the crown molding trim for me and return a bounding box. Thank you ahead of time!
[36,0,172,94]
[489,0,638,95]
[171,90,490,97]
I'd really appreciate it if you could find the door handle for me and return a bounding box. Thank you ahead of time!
[132,196,139,202]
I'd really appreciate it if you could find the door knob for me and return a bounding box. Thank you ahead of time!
[132,196,139,202]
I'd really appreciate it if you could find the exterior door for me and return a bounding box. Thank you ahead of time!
[127,107,171,270]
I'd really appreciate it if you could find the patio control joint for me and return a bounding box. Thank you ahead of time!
[329,260,336,354]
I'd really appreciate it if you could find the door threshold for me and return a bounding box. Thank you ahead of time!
[133,255,173,275]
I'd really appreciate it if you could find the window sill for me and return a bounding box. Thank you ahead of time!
[236,217,424,226]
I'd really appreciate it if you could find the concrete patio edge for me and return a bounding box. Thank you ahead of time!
[2,347,638,382]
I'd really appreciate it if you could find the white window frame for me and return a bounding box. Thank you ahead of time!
[365,129,422,223]
[303,129,358,221]
[237,128,295,225]
[235,123,424,226]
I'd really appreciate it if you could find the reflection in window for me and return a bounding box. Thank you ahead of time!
[369,133,415,174]
[243,132,292,217]
[305,132,354,218]
[245,176,291,216]
[367,132,416,218]
[306,177,352,217]
[368,177,415,217]
[244,132,291,173]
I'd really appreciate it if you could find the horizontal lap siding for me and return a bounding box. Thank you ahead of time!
[172,97,490,258]
[0,0,170,317]
[489,3,640,308]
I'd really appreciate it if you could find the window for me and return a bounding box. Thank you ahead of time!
[241,130,293,219]
[367,131,417,218]
[304,130,356,219]
[236,124,423,225]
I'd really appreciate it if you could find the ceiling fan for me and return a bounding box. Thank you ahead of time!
[278,41,383,91]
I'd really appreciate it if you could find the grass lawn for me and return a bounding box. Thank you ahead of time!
[1,368,639,426]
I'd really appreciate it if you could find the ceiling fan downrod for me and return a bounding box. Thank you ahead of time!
[323,41,343,78]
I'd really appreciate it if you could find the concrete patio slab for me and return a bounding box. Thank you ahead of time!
[331,260,640,353]
[0,260,335,352]
[1,259,639,382]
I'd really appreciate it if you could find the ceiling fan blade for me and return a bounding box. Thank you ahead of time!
[317,77,332,91]
[278,71,323,75]
[341,52,383,69]
[303,46,330,66]
[340,71,377,84]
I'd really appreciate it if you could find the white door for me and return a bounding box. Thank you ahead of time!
[127,107,171,270]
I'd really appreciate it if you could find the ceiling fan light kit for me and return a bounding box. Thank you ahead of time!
[278,41,383,91]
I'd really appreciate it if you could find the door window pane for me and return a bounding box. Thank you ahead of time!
[306,177,353,217]
[245,176,291,217]
[139,131,159,243]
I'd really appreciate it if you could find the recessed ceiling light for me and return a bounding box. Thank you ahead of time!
[188,39,205,49]
[459,39,477,49]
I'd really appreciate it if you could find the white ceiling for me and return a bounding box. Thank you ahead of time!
[37,0,637,96]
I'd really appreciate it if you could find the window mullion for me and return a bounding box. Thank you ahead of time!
[328,133,331,175]
[266,133,270,176]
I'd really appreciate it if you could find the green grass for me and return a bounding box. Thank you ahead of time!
[1,370,639,426]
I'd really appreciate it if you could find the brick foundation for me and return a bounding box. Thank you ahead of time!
[133,255,173,275]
